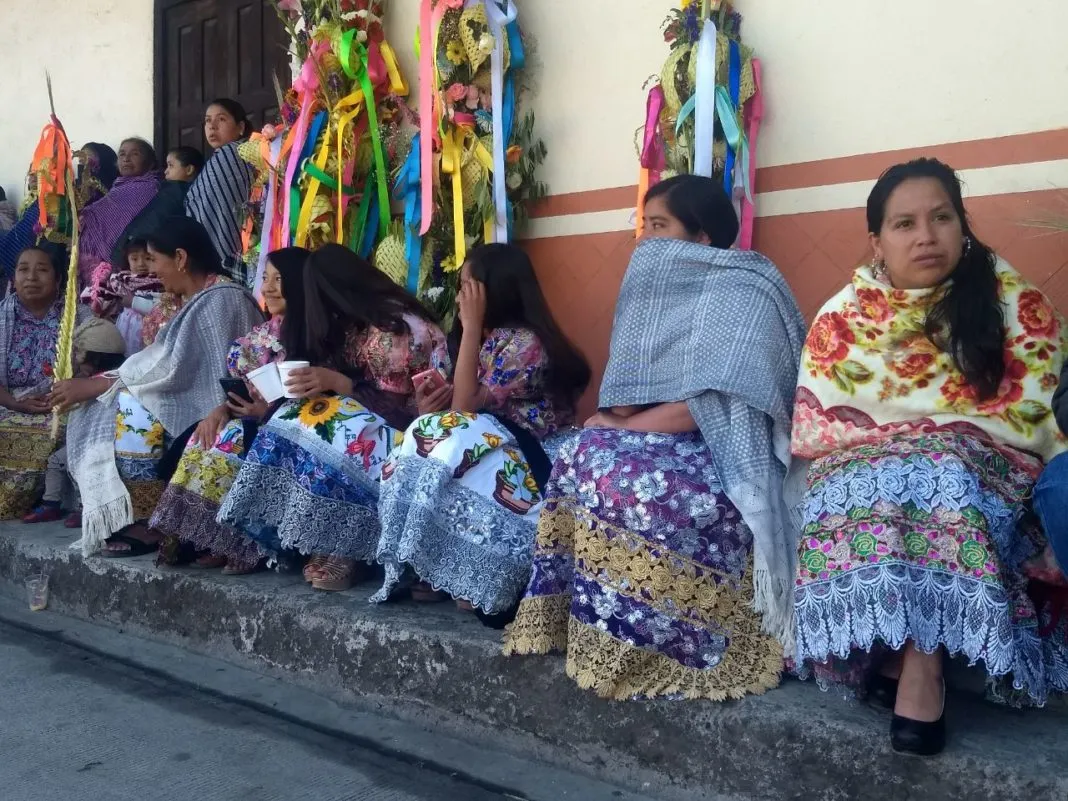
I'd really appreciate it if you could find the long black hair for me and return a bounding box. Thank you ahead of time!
[466,243,591,406]
[82,142,119,189]
[207,97,254,138]
[302,244,436,364]
[266,246,310,361]
[867,158,1005,399]
[645,174,739,247]
[145,216,229,278]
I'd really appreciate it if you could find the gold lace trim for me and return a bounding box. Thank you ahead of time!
[502,594,570,655]
[564,616,782,702]
[508,498,784,700]
[128,480,164,521]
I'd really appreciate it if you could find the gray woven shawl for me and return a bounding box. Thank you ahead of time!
[69,281,263,555]
[599,238,806,650]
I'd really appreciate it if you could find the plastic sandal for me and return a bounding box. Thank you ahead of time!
[310,557,356,592]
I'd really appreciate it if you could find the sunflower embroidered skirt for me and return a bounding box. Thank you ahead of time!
[793,431,1068,705]
[372,411,553,614]
[0,407,59,519]
[503,428,783,701]
[150,419,261,567]
[113,391,167,520]
[218,394,400,561]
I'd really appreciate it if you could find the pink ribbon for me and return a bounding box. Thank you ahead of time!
[418,0,435,235]
[738,59,763,250]
[281,42,327,246]
[640,86,666,181]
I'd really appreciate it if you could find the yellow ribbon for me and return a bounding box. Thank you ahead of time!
[380,42,409,97]
[294,117,334,247]
[334,92,366,244]
[441,128,466,266]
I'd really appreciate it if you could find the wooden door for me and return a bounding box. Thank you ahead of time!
[154,0,291,155]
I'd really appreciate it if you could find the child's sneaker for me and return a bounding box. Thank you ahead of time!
[22,504,63,524]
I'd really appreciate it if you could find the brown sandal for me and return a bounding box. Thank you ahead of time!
[191,555,228,569]
[410,581,448,603]
[310,557,358,592]
[303,554,328,583]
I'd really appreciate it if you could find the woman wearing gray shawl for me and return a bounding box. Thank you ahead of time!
[52,217,263,557]
[504,176,806,701]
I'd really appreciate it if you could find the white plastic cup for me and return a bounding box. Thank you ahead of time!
[27,573,49,612]
[247,363,285,403]
[277,360,311,399]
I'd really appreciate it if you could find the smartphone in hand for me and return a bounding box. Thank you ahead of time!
[413,368,448,393]
[219,378,253,404]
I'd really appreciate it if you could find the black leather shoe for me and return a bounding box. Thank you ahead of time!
[867,673,899,710]
[890,682,946,756]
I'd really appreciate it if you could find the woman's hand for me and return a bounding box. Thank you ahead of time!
[584,411,624,430]
[50,377,113,413]
[285,367,351,399]
[456,278,487,332]
[226,383,269,419]
[192,404,231,448]
[415,378,453,416]
[10,394,53,415]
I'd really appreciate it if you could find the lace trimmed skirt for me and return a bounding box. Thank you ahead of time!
[150,419,260,567]
[218,395,399,561]
[372,411,551,613]
[793,431,1068,705]
[503,428,783,701]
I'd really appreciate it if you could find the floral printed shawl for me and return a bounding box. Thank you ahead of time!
[792,260,1068,470]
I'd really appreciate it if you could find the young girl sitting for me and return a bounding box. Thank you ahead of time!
[22,318,128,526]
[84,238,164,356]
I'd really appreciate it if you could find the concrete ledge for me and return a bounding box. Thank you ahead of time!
[1,522,1067,801]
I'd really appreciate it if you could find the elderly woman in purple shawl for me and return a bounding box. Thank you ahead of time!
[76,137,162,287]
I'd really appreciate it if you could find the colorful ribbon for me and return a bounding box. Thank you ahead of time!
[693,17,718,178]
[484,0,518,244]
[738,59,763,250]
[636,85,666,238]
[394,133,423,293]
[340,30,389,242]
[252,135,284,299]
[418,0,436,236]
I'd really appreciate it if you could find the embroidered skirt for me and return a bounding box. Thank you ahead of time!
[503,428,783,701]
[793,431,1068,705]
[218,395,399,561]
[373,411,550,613]
[0,408,57,518]
[150,419,260,567]
[114,391,167,520]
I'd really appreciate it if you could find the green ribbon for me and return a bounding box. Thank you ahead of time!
[302,160,356,195]
[351,170,375,251]
[340,30,390,242]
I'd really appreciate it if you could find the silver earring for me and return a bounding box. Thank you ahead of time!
[873,258,888,281]
[962,236,972,256]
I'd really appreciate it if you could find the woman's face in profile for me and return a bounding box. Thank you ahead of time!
[641,195,710,245]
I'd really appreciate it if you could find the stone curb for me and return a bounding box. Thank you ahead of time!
[2,523,1066,801]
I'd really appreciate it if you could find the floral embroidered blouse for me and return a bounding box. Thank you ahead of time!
[227,316,285,378]
[7,298,63,390]
[343,313,450,418]
[479,326,570,440]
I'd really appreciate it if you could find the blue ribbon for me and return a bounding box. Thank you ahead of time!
[506,19,525,70]
[359,197,379,260]
[394,133,423,293]
[723,40,741,195]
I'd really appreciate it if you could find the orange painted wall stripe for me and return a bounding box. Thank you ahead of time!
[527,127,1068,219]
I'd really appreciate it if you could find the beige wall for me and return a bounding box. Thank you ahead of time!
[0,0,154,205]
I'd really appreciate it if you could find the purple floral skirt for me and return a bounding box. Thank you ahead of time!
[503,428,782,701]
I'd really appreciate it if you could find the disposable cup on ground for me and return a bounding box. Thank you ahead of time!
[277,361,311,399]
[26,573,49,612]
[247,363,285,403]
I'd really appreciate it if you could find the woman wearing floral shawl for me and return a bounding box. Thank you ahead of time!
[791,159,1068,757]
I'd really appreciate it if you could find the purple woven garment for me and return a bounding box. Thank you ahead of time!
[77,172,161,286]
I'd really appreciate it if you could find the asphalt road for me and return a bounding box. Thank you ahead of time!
[0,621,521,801]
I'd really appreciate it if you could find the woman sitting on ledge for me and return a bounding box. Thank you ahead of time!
[373,243,589,617]
[150,246,308,573]
[218,245,449,591]
[504,175,807,702]
[790,158,1067,757]
[55,217,263,557]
